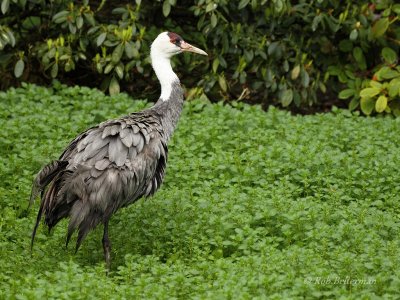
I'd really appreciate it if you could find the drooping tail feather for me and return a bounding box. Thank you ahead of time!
[30,160,68,250]
[30,162,110,252]
[29,160,68,207]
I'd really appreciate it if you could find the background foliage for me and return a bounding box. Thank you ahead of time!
[0,0,399,115]
[1,84,400,298]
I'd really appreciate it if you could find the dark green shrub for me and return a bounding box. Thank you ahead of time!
[328,2,400,116]
[0,0,399,115]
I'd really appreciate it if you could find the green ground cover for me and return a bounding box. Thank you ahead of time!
[0,84,399,299]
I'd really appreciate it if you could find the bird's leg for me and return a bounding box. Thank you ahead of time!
[102,220,111,272]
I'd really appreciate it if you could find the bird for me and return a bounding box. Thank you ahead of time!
[29,32,207,269]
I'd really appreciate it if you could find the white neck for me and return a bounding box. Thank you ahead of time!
[151,51,179,101]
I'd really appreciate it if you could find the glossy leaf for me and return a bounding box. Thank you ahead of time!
[381,47,397,65]
[349,97,359,111]
[369,81,382,89]
[376,67,399,80]
[375,95,387,113]
[115,63,124,79]
[96,62,103,73]
[68,23,76,34]
[388,79,400,98]
[238,0,249,10]
[14,59,24,78]
[52,10,69,21]
[76,16,83,29]
[111,44,124,64]
[267,42,279,56]
[51,63,58,78]
[6,29,15,47]
[212,58,219,73]
[205,3,215,12]
[104,63,113,74]
[291,65,300,80]
[349,29,358,41]
[300,69,310,88]
[211,13,217,28]
[360,97,375,115]
[218,74,227,92]
[162,1,171,17]
[109,77,120,95]
[1,0,9,14]
[96,32,107,47]
[281,89,293,107]
[371,18,389,38]
[124,42,135,59]
[274,0,284,13]
[393,4,400,14]
[84,13,95,26]
[338,89,355,99]
[360,87,380,98]
[353,47,366,70]
[312,15,322,31]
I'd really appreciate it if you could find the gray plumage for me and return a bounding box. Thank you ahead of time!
[30,31,207,269]
[30,82,183,256]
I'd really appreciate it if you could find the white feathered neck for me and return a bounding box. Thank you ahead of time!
[150,33,180,101]
[151,54,179,101]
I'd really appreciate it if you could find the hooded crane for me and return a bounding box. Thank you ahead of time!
[30,32,207,269]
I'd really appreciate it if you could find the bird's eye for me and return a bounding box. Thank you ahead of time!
[172,38,182,47]
[167,32,183,48]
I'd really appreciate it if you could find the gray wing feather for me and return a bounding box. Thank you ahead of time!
[109,125,120,136]
[132,124,140,133]
[141,129,150,144]
[83,142,109,162]
[101,124,120,139]
[136,135,144,152]
[95,158,111,170]
[120,131,134,148]
[119,128,130,138]
[108,137,127,167]
[90,167,103,178]
[77,131,102,152]
[32,112,168,252]
[128,147,137,160]
[131,132,142,147]
[85,136,110,154]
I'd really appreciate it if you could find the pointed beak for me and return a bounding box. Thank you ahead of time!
[180,41,208,56]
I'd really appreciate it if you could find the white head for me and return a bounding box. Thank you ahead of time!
[150,32,207,101]
[150,32,208,59]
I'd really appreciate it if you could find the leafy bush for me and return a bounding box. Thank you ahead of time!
[1,84,400,298]
[331,3,400,116]
[0,0,399,115]
[358,61,400,116]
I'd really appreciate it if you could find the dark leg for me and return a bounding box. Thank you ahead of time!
[102,220,111,272]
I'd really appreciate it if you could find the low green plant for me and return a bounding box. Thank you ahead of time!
[1,84,399,298]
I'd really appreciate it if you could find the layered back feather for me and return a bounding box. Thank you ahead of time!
[30,81,183,251]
